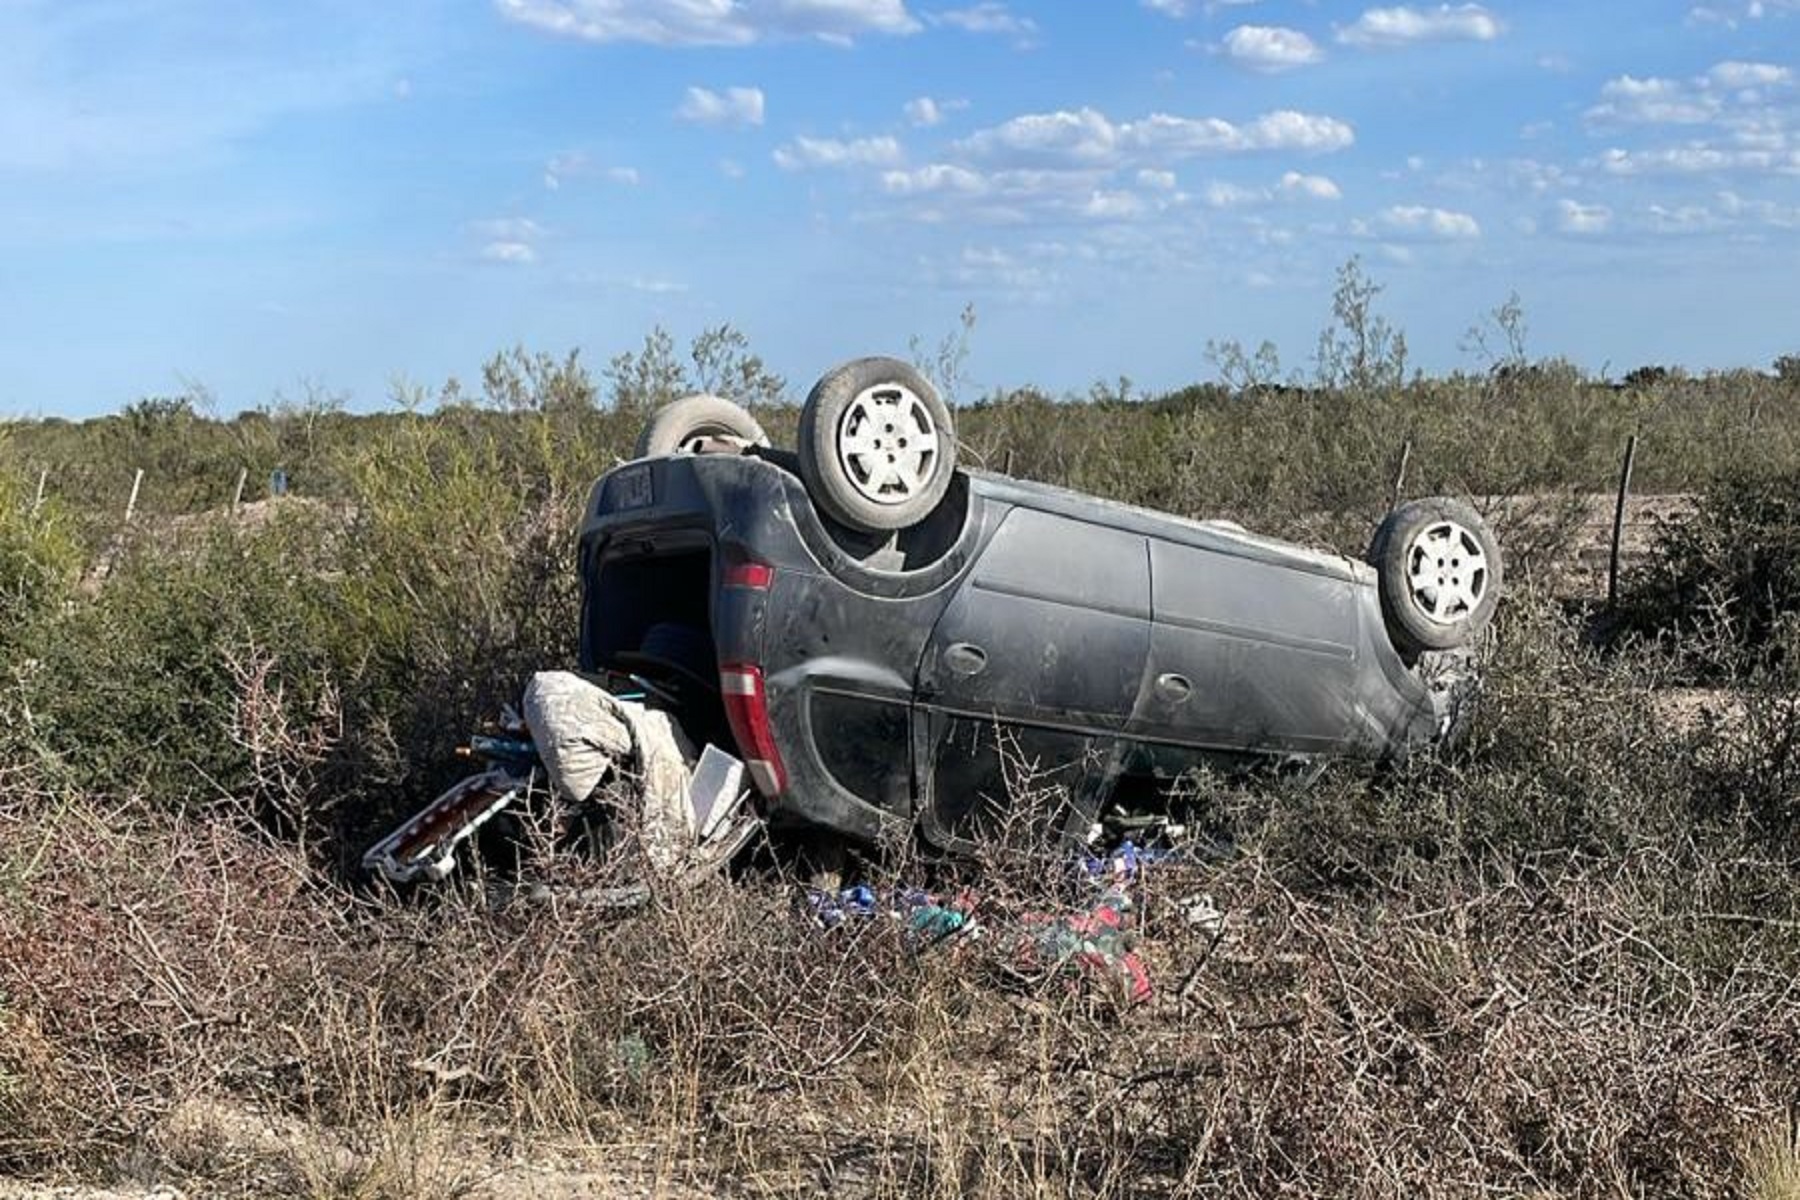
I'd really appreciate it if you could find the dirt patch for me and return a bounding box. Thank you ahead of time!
[1477,491,1693,598]
[3,1100,720,1200]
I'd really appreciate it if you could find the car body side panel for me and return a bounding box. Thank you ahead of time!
[917,508,1151,731]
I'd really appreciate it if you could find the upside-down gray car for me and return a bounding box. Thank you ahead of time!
[575,356,1501,853]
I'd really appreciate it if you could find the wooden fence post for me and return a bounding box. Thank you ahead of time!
[32,468,46,515]
[1390,439,1412,510]
[125,468,144,523]
[1608,434,1638,609]
[233,467,248,514]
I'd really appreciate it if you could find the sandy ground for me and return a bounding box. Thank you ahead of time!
[0,1098,724,1200]
[1477,490,1693,598]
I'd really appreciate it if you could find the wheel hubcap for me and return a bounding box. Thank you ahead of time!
[835,383,939,505]
[1404,519,1490,625]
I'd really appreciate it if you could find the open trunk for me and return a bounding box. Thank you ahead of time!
[580,537,734,758]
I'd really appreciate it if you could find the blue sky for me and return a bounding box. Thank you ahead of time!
[2,0,1796,417]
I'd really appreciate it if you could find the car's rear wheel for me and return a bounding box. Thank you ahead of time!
[798,357,956,533]
[634,394,770,459]
[1367,497,1502,656]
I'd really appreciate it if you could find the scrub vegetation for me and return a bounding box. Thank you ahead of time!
[2,277,1799,1197]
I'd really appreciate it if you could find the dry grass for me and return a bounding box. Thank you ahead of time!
[1744,1122,1800,1200]
[4,738,1797,1198]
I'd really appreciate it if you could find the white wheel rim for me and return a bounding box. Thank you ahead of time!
[1403,519,1491,626]
[834,382,939,506]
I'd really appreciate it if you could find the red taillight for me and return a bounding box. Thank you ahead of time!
[722,560,774,590]
[719,662,787,796]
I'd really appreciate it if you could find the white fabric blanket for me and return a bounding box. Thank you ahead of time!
[522,671,698,870]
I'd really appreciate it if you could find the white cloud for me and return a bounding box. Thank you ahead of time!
[1690,0,1800,24]
[882,163,989,194]
[544,152,588,189]
[1555,198,1612,234]
[1504,157,1573,193]
[1585,61,1792,126]
[1643,202,1720,234]
[481,240,537,264]
[904,95,967,127]
[1222,25,1324,70]
[718,158,746,178]
[1278,170,1341,199]
[954,106,1354,168]
[543,153,639,188]
[1587,76,1718,125]
[1148,109,1356,154]
[955,108,1118,165]
[919,244,1062,300]
[1708,60,1793,90]
[1083,190,1146,220]
[1200,171,1339,208]
[879,163,1168,225]
[494,0,920,45]
[928,3,1038,43]
[1141,0,1193,14]
[1378,204,1481,237]
[1717,190,1800,228]
[876,108,1348,227]
[1204,181,1264,207]
[774,134,904,169]
[1582,61,1798,181]
[905,97,943,127]
[471,217,546,263]
[1337,4,1503,45]
[675,85,765,127]
[1598,144,1800,174]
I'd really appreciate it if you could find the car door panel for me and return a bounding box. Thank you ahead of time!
[1134,536,1364,756]
[914,507,1150,846]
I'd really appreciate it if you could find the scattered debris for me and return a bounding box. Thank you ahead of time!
[1000,886,1152,1007]
[799,838,1203,1009]
[363,671,761,885]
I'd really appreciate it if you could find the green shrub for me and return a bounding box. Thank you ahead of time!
[0,472,80,642]
[1622,467,1800,677]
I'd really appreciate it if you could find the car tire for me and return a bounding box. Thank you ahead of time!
[797,357,956,533]
[634,394,770,459]
[1367,497,1503,657]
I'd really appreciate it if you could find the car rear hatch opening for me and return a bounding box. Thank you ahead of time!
[582,537,788,798]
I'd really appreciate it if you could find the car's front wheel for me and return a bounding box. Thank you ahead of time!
[634,393,770,459]
[797,357,957,533]
[1367,497,1502,657]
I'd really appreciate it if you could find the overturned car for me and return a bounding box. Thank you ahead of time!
[576,356,1501,856]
